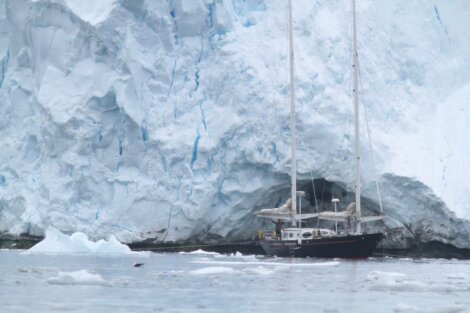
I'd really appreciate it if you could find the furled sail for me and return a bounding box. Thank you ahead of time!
[256,198,319,221]
[318,202,384,223]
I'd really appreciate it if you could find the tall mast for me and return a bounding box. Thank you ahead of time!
[288,0,297,223]
[352,0,361,233]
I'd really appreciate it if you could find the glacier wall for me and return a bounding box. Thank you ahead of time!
[0,0,469,248]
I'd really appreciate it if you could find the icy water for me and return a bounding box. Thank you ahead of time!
[1,250,469,313]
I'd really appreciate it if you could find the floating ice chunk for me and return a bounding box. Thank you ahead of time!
[179,249,220,255]
[193,257,212,262]
[230,251,258,260]
[394,303,423,313]
[47,270,109,286]
[189,266,237,275]
[213,251,258,260]
[18,267,57,274]
[394,303,465,313]
[434,305,466,313]
[367,271,467,292]
[446,273,470,280]
[244,266,274,276]
[29,227,133,254]
[192,260,340,267]
[367,271,408,284]
[367,271,426,291]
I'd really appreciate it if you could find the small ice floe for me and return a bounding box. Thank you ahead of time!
[189,267,237,275]
[367,271,408,284]
[29,227,134,254]
[446,273,470,280]
[394,303,422,313]
[367,271,467,292]
[211,252,260,261]
[192,259,339,267]
[434,304,465,313]
[17,267,57,274]
[243,266,274,276]
[153,270,186,278]
[394,303,465,313]
[367,271,425,291]
[179,249,220,256]
[226,251,258,260]
[47,270,109,286]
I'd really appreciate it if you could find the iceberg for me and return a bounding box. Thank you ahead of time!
[0,0,469,250]
[29,226,133,254]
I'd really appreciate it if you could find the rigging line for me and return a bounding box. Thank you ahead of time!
[161,205,174,243]
[340,3,355,163]
[356,60,384,213]
[346,58,353,150]
[274,6,289,119]
[282,0,290,164]
[345,5,354,158]
[320,178,326,206]
[310,171,319,212]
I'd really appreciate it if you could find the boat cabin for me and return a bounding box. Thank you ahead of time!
[281,228,336,241]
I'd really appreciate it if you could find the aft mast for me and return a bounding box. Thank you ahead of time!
[352,0,362,233]
[288,0,297,225]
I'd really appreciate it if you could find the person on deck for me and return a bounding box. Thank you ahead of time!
[272,219,284,240]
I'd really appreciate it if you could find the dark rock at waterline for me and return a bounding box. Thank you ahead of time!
[0,232,42,249]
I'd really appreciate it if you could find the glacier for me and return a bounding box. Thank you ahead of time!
[0,0,469,250]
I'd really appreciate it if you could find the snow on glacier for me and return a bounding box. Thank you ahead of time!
[0,0,469,247]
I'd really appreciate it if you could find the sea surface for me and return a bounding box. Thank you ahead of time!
[1,249,469,313]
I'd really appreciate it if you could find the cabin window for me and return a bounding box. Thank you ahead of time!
[289,233,293,238]
[302,232,312,238]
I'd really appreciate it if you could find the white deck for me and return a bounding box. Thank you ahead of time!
[279,228,337,241]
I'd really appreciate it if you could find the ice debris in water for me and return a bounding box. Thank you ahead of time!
[394,303,465,313]
[243,266,274,276]
[192,259,340,267]
[189,267,237,275]
[179,249,221,255]
[214,251,258,260]
[366,271,428,291]
[47,270,109,286]
[29,227,133,254]
[393,303,422,313]
[367,271,469,293]
[446,273,470,280]
[367,271,408,284]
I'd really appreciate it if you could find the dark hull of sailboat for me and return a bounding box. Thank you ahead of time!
[259,233,383,258]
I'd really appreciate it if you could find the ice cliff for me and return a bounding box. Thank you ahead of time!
[0,0,469,249]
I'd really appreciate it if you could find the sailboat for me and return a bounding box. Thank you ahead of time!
[256,0,384,258]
